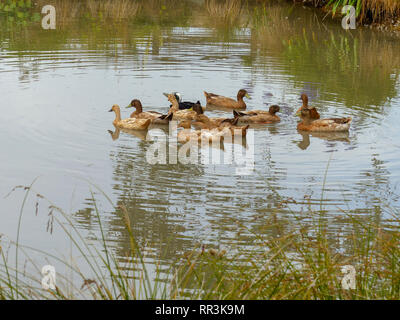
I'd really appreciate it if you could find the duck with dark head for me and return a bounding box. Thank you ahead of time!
[204,89,250,109]
[297,108,352,132]
[126,99,173,124]
[233,105,281,124]
[296,94,320,119]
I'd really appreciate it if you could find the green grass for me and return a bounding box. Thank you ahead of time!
[302,0,400,24]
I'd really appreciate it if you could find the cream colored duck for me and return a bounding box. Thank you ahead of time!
[109,105,151,130]
[167,94,203,120]
[192,114,249,136]
[297,108,352,132]
[177,120,225,143]
[233,105,280,124]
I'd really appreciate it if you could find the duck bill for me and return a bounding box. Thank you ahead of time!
[126,104,132,109]
[163,92,170,98]
[245,93,251,99]
[108,109,113,112]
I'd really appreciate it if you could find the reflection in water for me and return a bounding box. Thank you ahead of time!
[1,1,400,282]
[297,131,351,150]
[108,126,150,141]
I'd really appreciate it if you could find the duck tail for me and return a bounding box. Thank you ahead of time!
[234,110,246,117]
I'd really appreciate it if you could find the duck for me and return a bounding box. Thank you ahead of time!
[192,114,249,136]
[191,113,236,130]
[167,94,203,120]
[297,108,352,132]
[204,89,250,109]
[295,94,320,119]
[126,99,173,124]
[233,105,280,124]
[163,92,201,110]
[109,105,151,130]
[177,120,225,143]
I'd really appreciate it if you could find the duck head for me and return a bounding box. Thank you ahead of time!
[193,101,204,115]
[109,105,122,122]
[108,105,120,113]
[167,93,179,106]
[237,89,251,100]
[126,99,143,111]
[269,105,280,115]
[296,94,310,116]
[300,94,309,106]
[163,92,182,103]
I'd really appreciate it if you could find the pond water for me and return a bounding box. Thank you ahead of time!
[1,1,400,287]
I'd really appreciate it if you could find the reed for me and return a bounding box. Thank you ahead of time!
[35,0,141,25]
[1,180,400,299]
[87,0,141,20]
[205,0,244,24]
[303,0,400,23]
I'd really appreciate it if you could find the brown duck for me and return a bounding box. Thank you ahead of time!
[127,99,173,124]
[296,94,320,119]
[204,89,250,109]
[297,108,351,132]
[233,105,280,124]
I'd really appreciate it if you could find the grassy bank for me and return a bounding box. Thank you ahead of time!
[1,0,399,28]
[1,183,400,299]
[298,0,400,25]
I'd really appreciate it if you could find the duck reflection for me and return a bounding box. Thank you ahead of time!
[297,131,351,150]
[108,125,171,142]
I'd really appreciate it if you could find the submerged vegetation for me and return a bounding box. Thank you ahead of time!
[1,183,400,299]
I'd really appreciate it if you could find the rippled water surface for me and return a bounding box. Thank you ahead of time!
[1,1,400,279]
